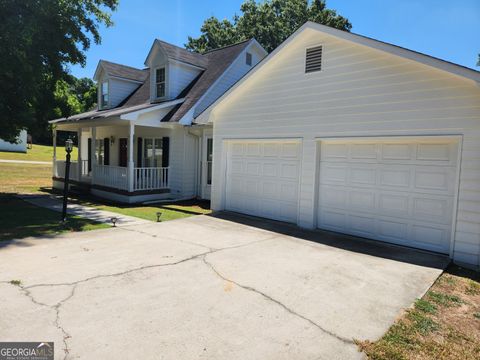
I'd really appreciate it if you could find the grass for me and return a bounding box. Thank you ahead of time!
[0,196,109,241]
[0,144,77,162]
[70,195,212,222]
[358,264,480,360]
[0,163,52,193]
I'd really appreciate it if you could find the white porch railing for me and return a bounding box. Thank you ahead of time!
[54,160,79,181]
[81,160,90,177]
[92,165,128,190]
[134,167,169,191]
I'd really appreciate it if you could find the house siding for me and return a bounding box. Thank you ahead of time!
[169,62,202,99]
[193,46,265,117]
[107,78,140,108]
[209,29,480,268]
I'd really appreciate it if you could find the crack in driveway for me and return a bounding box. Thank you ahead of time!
[7,237,271,359]
[202,255,355,345]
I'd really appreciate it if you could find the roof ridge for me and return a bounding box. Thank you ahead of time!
[155,39,204,56]
[203,38,252,54]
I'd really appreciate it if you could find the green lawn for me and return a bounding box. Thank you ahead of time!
[73,197,212,222]
[0,143,77,162]
[0,163,52,193]
[0,196,109,241]
[358,265,480,360]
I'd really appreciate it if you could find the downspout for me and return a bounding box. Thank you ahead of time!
[187,127,201,198]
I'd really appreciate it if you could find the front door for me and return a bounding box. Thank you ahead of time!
[119,138,128,167]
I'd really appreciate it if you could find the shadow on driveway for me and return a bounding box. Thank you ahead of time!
[210,211,450,270]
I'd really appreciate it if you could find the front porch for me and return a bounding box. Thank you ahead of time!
[52,121,172,203]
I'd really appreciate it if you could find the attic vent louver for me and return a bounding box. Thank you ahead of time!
[305,46,323,73]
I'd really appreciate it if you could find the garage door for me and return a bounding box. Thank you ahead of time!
[225,140,301,223]
[317,137,459,254]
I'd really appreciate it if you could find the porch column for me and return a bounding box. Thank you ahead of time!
[128,123,135,192]
[91,127,96,182]
[52,128,57,177]
[77,128,82,180]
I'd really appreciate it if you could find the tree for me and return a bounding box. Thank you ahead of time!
[0,0,118,143]
[186,0,351,53]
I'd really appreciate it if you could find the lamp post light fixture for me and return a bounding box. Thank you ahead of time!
[110,217,118,227]
[156,212,162,222]
[61,138,74,222]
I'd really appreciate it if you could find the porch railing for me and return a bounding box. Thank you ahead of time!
[134,167,169,191]
[54,160,79,181]
[92,165,128,190]
[81,160,90,177]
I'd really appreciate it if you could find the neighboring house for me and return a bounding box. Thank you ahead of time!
[50,38,267,203]
[0,130,27,153]
[197,22,480,270]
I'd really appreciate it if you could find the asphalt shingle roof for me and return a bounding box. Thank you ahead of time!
[51,39,253,123]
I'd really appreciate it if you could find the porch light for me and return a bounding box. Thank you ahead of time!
[110,217,118,227]
[156,212,162,222]
[65,138,74,153]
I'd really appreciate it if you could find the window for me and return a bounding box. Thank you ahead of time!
[155,68,166,98]
[95,139,104,165]
[101,81,109,107]
[143,138,163,167]
[206,138,213,185]
[305,45,323,73]
[246,52,252,66]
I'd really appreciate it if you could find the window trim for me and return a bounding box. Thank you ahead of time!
[155,67,166,99]
[305,45,323,74]
[100,80,109,108]
[142,137,163,167]
[206,137,213,186]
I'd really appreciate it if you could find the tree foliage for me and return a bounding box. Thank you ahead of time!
[0,0,118,143]
[186,0,351,53]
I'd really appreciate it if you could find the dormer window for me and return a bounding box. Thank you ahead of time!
[101,81,109,108]
[155,67,166,98]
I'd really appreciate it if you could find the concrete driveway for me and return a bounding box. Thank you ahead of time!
[0,213,448,360]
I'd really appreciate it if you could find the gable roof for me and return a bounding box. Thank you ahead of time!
[196,21,480,122]
[52,38,261,124]
[165,39,253,123]
[145,39,208,69]
[94,60,148,82]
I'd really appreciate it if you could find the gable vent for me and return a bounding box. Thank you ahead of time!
[305,46,323,73]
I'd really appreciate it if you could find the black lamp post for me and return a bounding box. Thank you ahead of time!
[61,138,74,222]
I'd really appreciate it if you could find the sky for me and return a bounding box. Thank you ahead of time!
[69,0,480,79]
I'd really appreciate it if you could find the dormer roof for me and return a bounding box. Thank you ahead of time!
[93,60,148,82]
[145,39,209,69]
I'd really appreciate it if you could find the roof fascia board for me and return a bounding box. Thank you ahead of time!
[108,75,144,84]
[120,98,185,121]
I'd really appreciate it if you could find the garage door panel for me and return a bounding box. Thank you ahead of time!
[318,137,458,254]
[226,140,300,223]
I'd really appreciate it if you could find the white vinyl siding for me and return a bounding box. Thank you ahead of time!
[168,62,202,99]
[107,78,140,108]
[210,30,480,268]
[168,127,198,197]
[193,46,266,118]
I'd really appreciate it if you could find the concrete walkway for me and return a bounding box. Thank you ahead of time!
[18,194,149,227]
[0,159,51,165]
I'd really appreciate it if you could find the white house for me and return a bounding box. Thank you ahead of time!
[197,22,480,270]
[0,130,27,153]
[50,38,267,203]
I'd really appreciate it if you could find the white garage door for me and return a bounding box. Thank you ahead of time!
[225,140,301,223]
[317,137,459,254]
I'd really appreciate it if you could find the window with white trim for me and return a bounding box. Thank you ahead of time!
[101,81,109,107]
[155,68,166,98]
[143,138,163,167]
